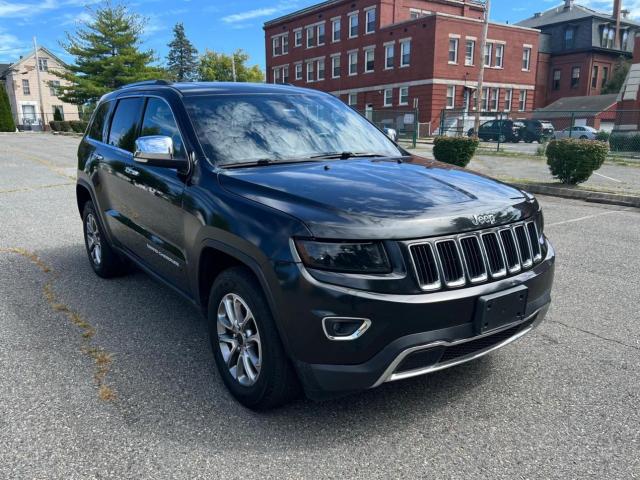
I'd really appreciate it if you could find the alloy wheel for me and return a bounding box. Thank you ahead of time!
[217,293,262,386]
[85,213,102,266]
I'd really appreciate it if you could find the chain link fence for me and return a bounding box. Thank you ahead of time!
[436,108,640,156]
[358,108,418,148]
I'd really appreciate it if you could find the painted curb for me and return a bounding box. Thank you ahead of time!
[511,183,640,208]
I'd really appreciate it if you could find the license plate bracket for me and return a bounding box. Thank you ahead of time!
[474,285,528,335]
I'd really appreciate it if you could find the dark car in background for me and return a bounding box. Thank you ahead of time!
[76,81,554,409]
[520,120,555,143]
[467,119,525,143]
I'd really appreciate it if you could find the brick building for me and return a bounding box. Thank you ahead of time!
[518,0,640,107]
[264,0,541,134]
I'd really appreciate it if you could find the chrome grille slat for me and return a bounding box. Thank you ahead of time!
[409,219,543,291]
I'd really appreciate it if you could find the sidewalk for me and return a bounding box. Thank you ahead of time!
[407,143,640,198]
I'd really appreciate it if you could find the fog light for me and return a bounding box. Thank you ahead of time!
[322,317,371,341]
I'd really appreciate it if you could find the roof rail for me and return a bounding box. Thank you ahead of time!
[119,79,172,89]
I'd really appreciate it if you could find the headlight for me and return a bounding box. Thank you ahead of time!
[295,240,391,273]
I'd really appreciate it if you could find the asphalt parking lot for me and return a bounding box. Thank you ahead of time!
[1,133,639,479]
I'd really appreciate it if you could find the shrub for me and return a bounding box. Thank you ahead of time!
[69,120,88,133]
[545,139,608,185]
[432,136,479,167]
[53,107,63,122]
[0,86,16,132]
[595,130,610,142]
[609,132,640,152]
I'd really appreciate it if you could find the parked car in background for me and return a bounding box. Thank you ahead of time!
[520,120,555,143]
[554,126,598,140]
[467,120,525,143]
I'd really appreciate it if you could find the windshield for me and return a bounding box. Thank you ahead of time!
[184,93,403,165]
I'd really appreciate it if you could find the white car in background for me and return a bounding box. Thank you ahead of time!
[554,125,599,140]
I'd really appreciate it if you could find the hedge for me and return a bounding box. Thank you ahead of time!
[49,120,87,133]
[609,133,640,152]
[0,86,16,132]
[545,139,608,185]
[432,136,479,167]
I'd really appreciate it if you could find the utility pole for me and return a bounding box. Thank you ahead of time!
[32,37,47,130]
[473,0,490,137]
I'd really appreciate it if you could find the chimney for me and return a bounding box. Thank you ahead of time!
[563,0,572,10]
[614,0,622,48]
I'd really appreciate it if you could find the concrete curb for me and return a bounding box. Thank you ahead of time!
[511,182,640,208]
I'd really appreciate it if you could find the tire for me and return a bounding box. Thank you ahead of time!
[82,201,128,278]
[579,135,588,140]
[208,267,300,410]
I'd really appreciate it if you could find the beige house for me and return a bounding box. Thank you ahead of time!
[0,46,79,130]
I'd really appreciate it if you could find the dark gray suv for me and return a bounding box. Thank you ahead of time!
[76,81,555,409]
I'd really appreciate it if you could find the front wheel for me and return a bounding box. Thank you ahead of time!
[208,267,300,410]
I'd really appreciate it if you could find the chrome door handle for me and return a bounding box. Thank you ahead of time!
[124,166,140,176]
[93,153,103,161]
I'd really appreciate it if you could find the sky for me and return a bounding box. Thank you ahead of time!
[0,0,632,68]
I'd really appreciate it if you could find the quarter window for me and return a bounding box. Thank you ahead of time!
[140,98,185,159]
[108,97,144,153]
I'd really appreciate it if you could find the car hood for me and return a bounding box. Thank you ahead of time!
[218,156,537,239]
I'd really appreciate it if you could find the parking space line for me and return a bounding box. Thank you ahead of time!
[593,172,622,183]
[546,209,632,227]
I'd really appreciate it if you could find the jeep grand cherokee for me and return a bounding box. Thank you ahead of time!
[76,81,555,410]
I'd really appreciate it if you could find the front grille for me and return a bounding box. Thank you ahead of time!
[409,219,544,291]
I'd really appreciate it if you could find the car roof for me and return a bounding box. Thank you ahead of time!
[103,80,324,100]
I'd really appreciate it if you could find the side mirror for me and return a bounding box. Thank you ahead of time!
[134,135,189,170]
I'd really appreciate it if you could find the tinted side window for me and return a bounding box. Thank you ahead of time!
[108,97,144,153]
[140,98,185,158]
[87,101,111,142]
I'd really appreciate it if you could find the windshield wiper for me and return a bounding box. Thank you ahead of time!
[310,151,387,160]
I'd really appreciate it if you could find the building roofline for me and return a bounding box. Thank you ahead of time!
[263,0,485,28]
[2,46,68,74]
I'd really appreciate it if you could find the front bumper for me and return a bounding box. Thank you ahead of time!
[271,241,554,399]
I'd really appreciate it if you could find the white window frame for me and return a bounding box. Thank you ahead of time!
[348,92,358,106]
[481,87,489,111]
[317,58,325,80]
[400,39,411,67]
[399,86,409,106]
[272,36,281,57]
[383,88,393,107]
[273,67,281,84]
[384,42,394,69]
[494,44,504,68]
[332,17,341,42]
[489,87,499,111]
[306,26,315,48]
[465,39,475,66]
[348,12,359,39]
[317,23,325,46]
[518,89,527,111]
[484,43,492,67]
[348,51,358,76]
[306,61,314,82]
[282,34,289,55]
[446,85,455,109]
[365,6,376,34]
[504,88,512,112]
[295,62,302,80]
[331,54,340,78]
[294,29,302,47]
[364,47,375,73]
[448,37,459,64]
[22,79,30,95]
[522,46,531,71]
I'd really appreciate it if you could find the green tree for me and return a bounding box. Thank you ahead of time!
[198,49,263,82]
[166,22,198,82]
[55,2,163,105]
[0,86,16,131]
[602,56,631,94]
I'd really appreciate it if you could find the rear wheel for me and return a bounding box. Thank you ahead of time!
[208,267,300,410]
[82,201,128,278]
[579,135,588,139]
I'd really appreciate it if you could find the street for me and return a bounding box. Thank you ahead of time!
[1,133,639,479]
